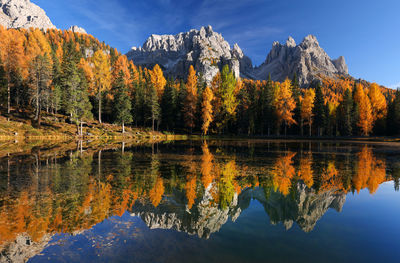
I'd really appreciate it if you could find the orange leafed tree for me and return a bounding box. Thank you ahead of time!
[150,64,166,97]
[273,79,297,135]
[184,65,198,132]
[201,141,214,189]
[112,55,131,85]
[368,83,387,122]
[0,28,26,115]
[354,84,373,136]
[92,50,111,123]
[301,88,315,136]
[201,86,214,135]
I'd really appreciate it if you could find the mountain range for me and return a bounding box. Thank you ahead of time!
[0,0,349,86]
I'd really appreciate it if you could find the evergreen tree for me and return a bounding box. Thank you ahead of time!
[149,83,160,131]
[313,83,326,136]
[61,60,92,134]
[160,78,176,131]
[339,89,354,136]
[0,58,7,108]
[29,54,52,126]
[114,71,132,133]
[387,89,400,136]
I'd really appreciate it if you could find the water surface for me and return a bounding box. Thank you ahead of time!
[1,140,400,262]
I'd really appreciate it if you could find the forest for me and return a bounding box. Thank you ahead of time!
[1,26,400,137]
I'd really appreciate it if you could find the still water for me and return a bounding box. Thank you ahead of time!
[1,140,400,263]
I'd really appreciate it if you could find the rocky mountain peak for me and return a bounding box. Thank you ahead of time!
[127,25,243,83]
[0,0,55,30]
[126,26,349,86]
[286,36,296,47]
[252,34,349,86]
[68,25,87,34]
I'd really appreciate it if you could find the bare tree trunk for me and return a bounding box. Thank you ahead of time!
[122,121,125,134]
[7,81,10,119]
[98,89,102,123]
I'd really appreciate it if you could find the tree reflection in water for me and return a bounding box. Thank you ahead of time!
[0,140,398,262]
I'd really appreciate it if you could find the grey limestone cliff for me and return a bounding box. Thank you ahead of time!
[0,0,55,30]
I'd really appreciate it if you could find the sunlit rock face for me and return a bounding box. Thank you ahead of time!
[251,35,349,86]
[131,184,246,239]
[0,0,55,30]
[0,233,52,263]
[68,25,87,34]
[126,25,250,83]
[127,26,348,86]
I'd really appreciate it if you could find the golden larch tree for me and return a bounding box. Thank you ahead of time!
[92,50,111,123]
[273,79,297,135]
[184,65,198,133]
[301,88,315,136]
[368,83,387,122]
[354,84,373,136]
[201,86,214,135]
[150,64,166,97]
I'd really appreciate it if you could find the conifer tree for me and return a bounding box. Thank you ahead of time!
[387,89,400,136]
[273,79,296,136]
[301,88,315,136]
[0,57,7,108]
[92,50,111,123]
[183,65,198,133]
[313,83,326,136]
[29,54,52,126]
[339,89,354,136]
[114,71,132,133]
[160,78,176,131]
[201,86,214,135]
[149,83,160,131]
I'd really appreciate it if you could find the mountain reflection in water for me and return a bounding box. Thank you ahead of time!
[0,140,399,263]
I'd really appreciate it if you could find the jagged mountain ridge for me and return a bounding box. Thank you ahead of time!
[126,25,251,84]
[127,26,348,86]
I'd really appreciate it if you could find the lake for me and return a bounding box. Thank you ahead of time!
[1,140,400,263]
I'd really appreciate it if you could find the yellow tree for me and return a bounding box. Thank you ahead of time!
[368,83,387,122]
[184,65,198,133]
[201,86,214,135]
[0,28,26,116]
[92,50,111,123]
[301,88,315,136]
[201,141,214,189]
[274,79,297,135]
[354,84,373,136]
[150,64,166,97]
[112,55,130,85]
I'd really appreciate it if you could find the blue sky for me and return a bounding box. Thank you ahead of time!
[34,0,400,88]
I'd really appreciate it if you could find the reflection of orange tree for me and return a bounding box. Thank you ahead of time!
[184,155,197,210]
[319,161,344,193]
[353,146,386,194]
[298,153,314,188]
[201,142,214,189]
[271,152,297,196]
[149,177,165,207]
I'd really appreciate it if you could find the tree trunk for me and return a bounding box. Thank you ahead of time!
[98,89,102,123]
[122,122,125,134]
[7,81,10,119]
[80,121,83,136]
[309,119,312,137]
